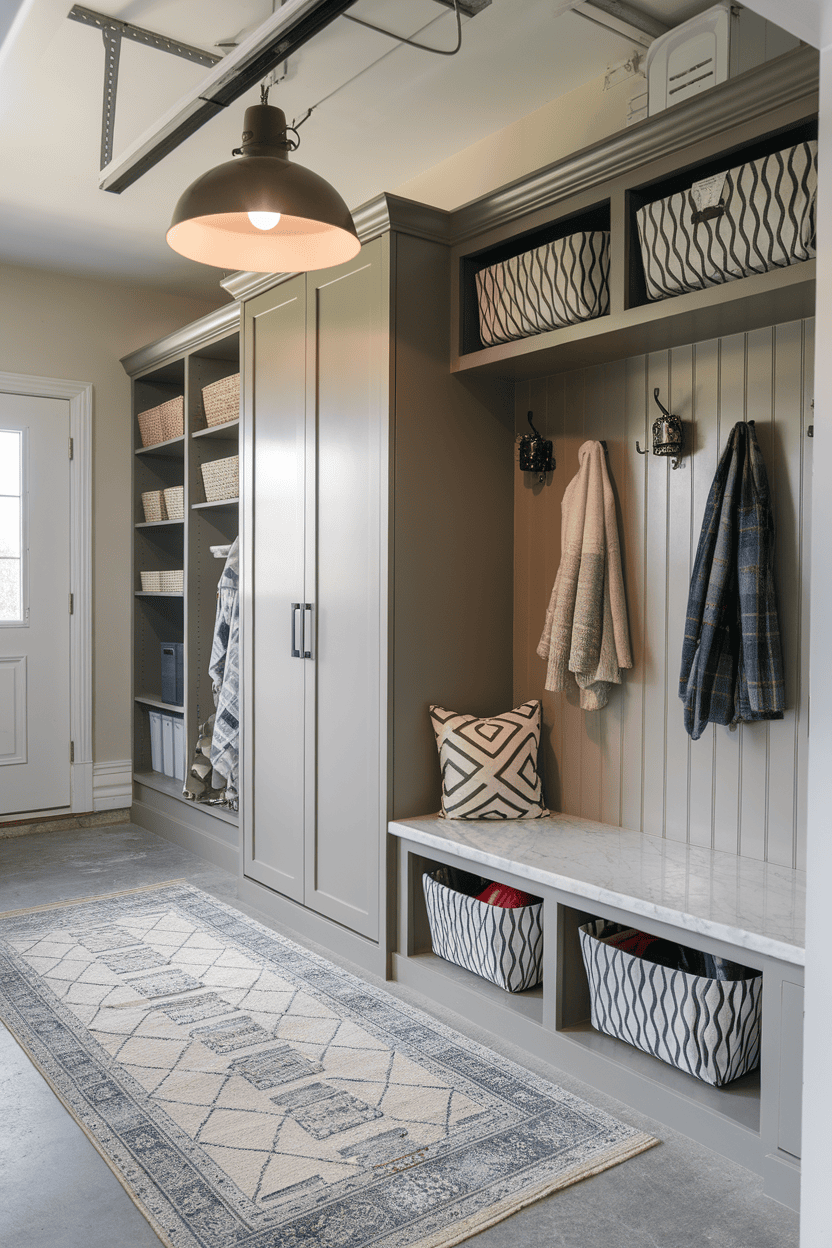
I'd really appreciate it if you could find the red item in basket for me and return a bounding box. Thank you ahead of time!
[606,930,658,958]
[475,882,535,908]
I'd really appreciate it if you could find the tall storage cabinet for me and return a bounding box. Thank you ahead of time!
[243,246,386,940]
[237,215,516,969]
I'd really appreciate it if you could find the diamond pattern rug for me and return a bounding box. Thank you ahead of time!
[0,882,657,1248]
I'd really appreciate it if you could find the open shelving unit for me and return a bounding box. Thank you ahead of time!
[128,305,241,850]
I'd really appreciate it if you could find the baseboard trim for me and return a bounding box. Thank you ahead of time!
[93,759,132,812]
[132,788,239,876]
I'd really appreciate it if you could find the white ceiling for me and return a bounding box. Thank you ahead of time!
[0,0,727,299]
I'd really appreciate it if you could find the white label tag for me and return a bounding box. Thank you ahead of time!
[691,171,727,213]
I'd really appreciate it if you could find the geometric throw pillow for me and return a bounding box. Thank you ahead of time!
[429,700,549,819]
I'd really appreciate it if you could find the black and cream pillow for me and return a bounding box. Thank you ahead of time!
[429,701,549,820]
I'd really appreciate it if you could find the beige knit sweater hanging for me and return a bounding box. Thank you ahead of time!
[537,439,632,710]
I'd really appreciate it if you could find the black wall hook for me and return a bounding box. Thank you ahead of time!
[518,411,555,483]
[636,388,684,469]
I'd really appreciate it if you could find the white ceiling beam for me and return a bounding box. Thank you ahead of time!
[98,0,355,194]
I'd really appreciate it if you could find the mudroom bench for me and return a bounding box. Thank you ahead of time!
[389,814,805,1211]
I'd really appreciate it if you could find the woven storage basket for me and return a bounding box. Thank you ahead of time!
[141,490,167,523]
[140,571,161,592]
[422,872,543,993]
[201,454,239,502]
[636,140,818,302]
[202,373,240,427]
[137,396,183,446]
[160,570,184,593]
[163,486,184,520]
[475,230,610,347]
[578,919,762,1086]
[160,395,185,440]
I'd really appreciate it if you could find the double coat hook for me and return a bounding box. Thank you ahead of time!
[637,389,684,469]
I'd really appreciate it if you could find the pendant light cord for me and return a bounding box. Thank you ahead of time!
[341,0,462,56]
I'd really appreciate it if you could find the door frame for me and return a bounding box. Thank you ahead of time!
[0,372,93,814]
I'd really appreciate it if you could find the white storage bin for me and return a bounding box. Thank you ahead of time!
[475,231,610,348]
[422,872,543,993]
[578,919,762,1087]
[161,713,175,778]
[148,710,163,773]
[636,140,817,303]
[172,716,186,782]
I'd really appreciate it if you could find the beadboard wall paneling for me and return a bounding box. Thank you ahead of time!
[515,319,813,869]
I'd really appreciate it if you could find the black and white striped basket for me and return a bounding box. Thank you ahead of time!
[422,873,543,993]
[475,231,610,348]
[636,140,817,303]
[578,920,762,1087]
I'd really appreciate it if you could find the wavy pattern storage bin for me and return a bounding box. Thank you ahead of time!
[636,140,817,302]
[422,872,543,993]
[578,919,762,1087]
[475,231,610,348]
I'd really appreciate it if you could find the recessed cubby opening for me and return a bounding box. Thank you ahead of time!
[625,118,818,309]
[402,850,545,1024]
[459,201,611,357]
[134,524,184,592]
[189,333,240,434]
[556,903,761,1134]
[134,595,183,705]
[134,359,185,451]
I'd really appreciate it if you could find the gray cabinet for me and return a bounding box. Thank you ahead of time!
[243,247,387,941]
[238,215,515,965]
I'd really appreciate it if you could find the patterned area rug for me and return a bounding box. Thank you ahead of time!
[0,882,656,1248]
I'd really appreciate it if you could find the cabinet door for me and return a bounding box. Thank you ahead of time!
[304,240,388,940]
[244,274,308,901]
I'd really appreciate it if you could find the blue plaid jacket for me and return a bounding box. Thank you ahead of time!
[680,422,784,740]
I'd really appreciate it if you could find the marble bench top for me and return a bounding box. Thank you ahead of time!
[389,813,806,967]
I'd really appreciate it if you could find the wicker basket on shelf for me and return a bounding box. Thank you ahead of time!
[201,454,239,502]
[138,396,184,446]
[160,570,184,593]
[141,490,167,522]
[163,486,184,519]
[140,571,161,592]
[202,374,240,427]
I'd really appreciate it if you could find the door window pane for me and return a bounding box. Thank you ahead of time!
[0,430,23,622]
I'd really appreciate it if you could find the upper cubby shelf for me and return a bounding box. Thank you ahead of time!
[451,56,818,381]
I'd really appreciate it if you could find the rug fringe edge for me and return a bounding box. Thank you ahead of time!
[404,1132,661,1248]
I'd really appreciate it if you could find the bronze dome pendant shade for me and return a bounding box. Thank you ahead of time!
[166,103,361,273]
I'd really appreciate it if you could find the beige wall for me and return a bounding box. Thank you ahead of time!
[394,69,635,210]
[0,263,226,765]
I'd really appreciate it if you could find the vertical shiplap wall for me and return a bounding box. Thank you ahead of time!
[514,319,814,869]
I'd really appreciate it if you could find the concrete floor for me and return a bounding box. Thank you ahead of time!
[0,822,799,1248]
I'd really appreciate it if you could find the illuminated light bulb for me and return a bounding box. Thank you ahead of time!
[248,211,281,231]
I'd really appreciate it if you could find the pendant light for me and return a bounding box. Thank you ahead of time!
[166,99,360,273]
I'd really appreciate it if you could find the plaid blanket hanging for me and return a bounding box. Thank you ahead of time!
[680,422,784,740]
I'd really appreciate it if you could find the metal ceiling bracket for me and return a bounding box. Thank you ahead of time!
[68,5,221,171]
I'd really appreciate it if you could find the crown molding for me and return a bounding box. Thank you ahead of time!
[121,302,240,377]
[448,46,818,243]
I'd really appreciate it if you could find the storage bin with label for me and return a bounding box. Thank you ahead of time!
[475,231,610,348]
[422,871,543,993]
[636,140,817,302]
[578,918,762,1086]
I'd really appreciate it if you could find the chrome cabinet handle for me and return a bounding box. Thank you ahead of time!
[291,603,302,657]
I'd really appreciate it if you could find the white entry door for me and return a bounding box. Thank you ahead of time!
[0,392,71,816]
